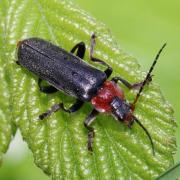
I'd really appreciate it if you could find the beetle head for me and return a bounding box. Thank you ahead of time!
[110,96,134,127]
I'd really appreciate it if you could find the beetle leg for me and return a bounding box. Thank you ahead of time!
[111,76,152,89]
[61,99,84,113]
[84,109,99,152]
[70,42,86,59]
[39,99,84,120]
[89,33,113,78]
[39,103,63,120]
[38,78,58,94]
[16,61,20,65]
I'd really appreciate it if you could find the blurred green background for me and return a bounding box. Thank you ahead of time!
[0,0,179,179]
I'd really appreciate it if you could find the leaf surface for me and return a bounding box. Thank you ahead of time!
[0,5,14,166]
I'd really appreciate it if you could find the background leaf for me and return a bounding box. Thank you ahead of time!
[0,0,176,179]
[156,162,180,180]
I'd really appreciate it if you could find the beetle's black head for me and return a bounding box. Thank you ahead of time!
[110,96,134,127]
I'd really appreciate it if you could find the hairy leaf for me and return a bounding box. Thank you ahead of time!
[0,0,176,179]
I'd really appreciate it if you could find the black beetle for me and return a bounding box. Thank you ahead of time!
[17,33,166,154]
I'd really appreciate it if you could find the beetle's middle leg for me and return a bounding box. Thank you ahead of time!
[70,41,86,59]
[89,33,113,78]
[39,99,84,120]
[84,109,99,152]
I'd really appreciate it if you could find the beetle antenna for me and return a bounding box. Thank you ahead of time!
[132,43,166,109]
[134,116,155,155]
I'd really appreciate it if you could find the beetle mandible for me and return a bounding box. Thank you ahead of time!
[17,33,166,154]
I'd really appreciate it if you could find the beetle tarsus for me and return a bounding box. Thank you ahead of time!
[39,112,48,120]
[16,61,20,65]
[39,103,62,120]
[90,33,113,78]
[88,130,95,152]
[84,109,99,152]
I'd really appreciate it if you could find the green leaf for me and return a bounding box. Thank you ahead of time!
[0,0,176,179]
[0,107,13,166]
[0,65,13,166]
[0,53,13,167]
[0,8,14,166]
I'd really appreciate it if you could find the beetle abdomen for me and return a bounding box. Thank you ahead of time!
[17,38,107,101]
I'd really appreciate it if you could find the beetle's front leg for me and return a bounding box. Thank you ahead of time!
[111,76,152,89]
[84,109,99,151]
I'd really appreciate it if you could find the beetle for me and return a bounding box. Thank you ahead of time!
[16,33,166,154]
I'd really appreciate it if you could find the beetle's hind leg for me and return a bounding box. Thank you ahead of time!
[90,33,113,78]
[38,78,58,94]
[39,99,84,120]
[84,109,99,152]
[70,41,86,59]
